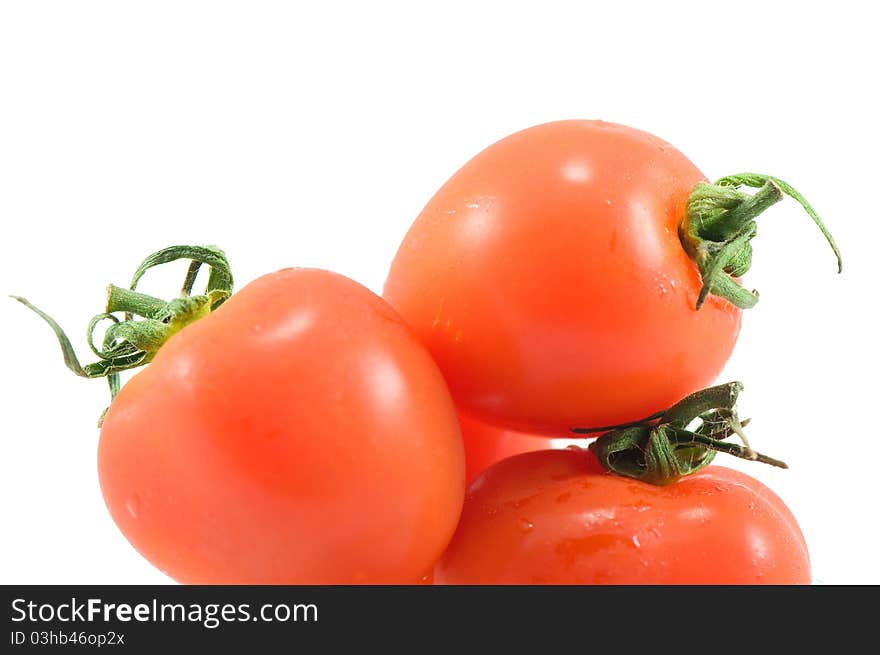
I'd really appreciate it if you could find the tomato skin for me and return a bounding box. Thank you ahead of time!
[435,449,810,585]
[98,268,465,584]
[458,410,554,485]
[384,120,742,434]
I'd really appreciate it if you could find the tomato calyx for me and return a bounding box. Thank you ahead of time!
[572,382,787,485]
[679,173,842,310]
[12,245,233,421]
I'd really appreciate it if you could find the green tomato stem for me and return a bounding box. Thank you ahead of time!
[572,382,787,486]
[700,180,783,241]
[679,172,842,309]
[11,244,234,423]
[106,285,168,317]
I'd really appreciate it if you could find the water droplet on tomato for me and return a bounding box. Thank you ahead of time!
[518,519,534,533]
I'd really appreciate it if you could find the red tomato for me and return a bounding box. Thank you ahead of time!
[98,268,465,584]
[384,120,740,434]
[459,410,555,485]
[435,448,810,584]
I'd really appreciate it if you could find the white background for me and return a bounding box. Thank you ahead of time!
[1,1,877,584]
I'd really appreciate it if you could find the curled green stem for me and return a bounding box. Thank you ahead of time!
[12,245,234,422]
[571,382,787,486]
[680,172,842,309]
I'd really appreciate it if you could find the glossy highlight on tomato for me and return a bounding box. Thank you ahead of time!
[98,268,465,584]
[384,120,741,434]
[435,448,810,584]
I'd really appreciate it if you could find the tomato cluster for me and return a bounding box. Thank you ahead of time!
[19,120,839,584]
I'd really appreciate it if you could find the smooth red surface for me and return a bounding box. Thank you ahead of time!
[384,120,742,434]
[435,449,810,585]
[98,268,465,584]
[458,410,554,485]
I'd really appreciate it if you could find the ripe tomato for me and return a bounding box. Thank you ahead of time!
[435,448,810,584]
[459,410,574,485]
[98,268,465,584]
[384,120,740,434]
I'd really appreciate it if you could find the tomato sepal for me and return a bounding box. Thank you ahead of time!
[680,173,842,309]
[573,381,787,485]
[12,244,234,422]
